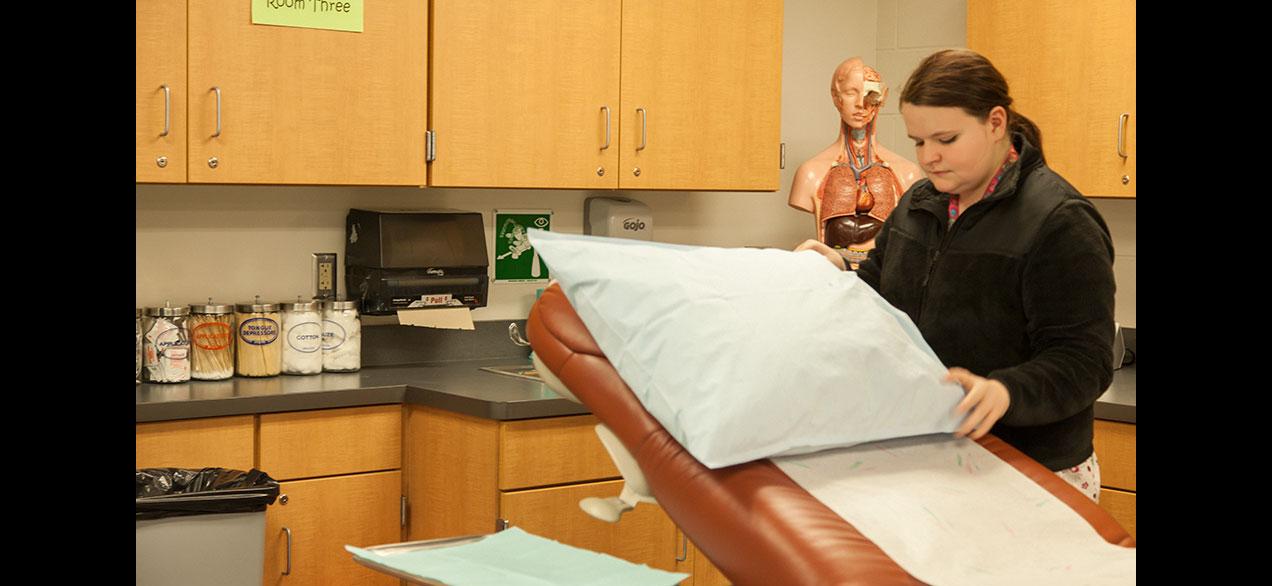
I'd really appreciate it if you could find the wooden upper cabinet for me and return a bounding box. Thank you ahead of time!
[429,0,784,191]
[186,0,427,185]
[430,0,622,189]
[968,0,1135,197]
[136,0,187,183]
[619,0,783,191]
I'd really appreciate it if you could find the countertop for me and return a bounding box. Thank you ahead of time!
[136,357,587,423]
[137,358,1136,425]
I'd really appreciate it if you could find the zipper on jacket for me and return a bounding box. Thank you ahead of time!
[917,210,968,322]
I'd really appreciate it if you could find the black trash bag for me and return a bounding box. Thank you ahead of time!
[136,467,280,521]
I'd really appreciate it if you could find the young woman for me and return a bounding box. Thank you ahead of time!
[796,49,1116,501]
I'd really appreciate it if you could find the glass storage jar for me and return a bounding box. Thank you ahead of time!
[135,308,142,384]
[281,298,324,375]
[322,299,361,372]
[235,297,282,377]
[189,299,236,381]
[142,302,191,383]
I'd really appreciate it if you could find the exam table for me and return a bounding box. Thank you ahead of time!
[525,283,1135,585]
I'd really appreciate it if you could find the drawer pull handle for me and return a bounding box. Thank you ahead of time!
[282,527,293,575]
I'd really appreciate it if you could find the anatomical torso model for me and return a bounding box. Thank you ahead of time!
[788,58,923,269]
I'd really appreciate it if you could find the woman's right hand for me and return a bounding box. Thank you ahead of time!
[794,239,848,271]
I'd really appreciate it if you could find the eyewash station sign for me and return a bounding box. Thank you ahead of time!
[494,210,552,283]
[252,0,364,33]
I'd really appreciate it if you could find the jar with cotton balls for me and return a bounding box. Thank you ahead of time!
[235,297,282,377]
[281,298,324,375]
[322,299,361,372]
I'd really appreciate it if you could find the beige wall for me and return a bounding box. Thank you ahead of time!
[137,0,1134,327]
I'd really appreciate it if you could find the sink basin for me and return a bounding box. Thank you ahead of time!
[479,364,542,382]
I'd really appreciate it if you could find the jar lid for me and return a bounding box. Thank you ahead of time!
[236,295,280,313]
[281,296,322,312]
[190,298,234,314]
[324,299,359,311]
[144,301,190,317]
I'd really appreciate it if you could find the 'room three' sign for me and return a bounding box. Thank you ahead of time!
[252,0,364,33]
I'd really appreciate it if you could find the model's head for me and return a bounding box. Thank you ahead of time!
[831,58,886,131]
[899,49,1042,156]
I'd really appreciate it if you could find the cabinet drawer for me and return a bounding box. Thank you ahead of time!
[136,415,254,471]
[265,471,402,586]
[1093,419,1135,491]
[1098,487,1136,541]
[500,479,678,571]
[499,415,620,490]
[260,405,401,480]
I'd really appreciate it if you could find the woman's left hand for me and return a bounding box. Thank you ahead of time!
[945,367,1011,440]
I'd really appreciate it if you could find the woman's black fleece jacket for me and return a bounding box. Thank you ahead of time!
[856,133,1116,471]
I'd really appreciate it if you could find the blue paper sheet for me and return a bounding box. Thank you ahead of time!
[346,527,688,586]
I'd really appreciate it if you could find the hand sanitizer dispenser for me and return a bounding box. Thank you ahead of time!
[584,197,653,240]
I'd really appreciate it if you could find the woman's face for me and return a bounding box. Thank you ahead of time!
[900,103,1007,199]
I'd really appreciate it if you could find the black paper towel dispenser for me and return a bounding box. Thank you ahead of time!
[345,209,489,315]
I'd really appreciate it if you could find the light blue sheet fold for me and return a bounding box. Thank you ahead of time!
[346,527,688,586]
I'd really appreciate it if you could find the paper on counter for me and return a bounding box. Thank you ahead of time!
[772,436,1135,586]
[346,527,688,586]
[397,307,475,330]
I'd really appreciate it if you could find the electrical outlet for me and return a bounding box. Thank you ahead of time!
[313,253,337,300]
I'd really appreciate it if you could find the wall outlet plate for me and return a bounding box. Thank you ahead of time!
[313,252,337,300]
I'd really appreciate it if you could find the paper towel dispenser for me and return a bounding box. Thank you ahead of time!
[584,197,653,240]
[345,209,489,315]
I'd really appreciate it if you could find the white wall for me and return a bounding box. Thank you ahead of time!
[137,0,1134,327]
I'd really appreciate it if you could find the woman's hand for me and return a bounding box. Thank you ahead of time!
[794,239,847,270]
[945,367,1011,440]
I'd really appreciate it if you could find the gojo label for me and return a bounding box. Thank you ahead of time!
[623,218,647,232]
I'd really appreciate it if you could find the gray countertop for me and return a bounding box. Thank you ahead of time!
[137,357,1136,425]
[136,358,587,423]
[1093,363,1135,424]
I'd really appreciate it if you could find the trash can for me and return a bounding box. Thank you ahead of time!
[136,467,280,586]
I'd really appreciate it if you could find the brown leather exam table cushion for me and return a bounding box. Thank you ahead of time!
[527,284,1135,585]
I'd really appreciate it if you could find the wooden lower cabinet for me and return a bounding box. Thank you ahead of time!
[1093,419,1136,540]
[264,471,403,586]
[135,415,254,471]
[500,479,679,572]
[685,539,731,585]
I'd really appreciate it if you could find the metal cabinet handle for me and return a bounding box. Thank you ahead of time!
[211,86,222,138]
[676,534,688,562]
[1117,113,1129,159]
[601,106,611,150]
[160,85,171,137]
[282,527,292,575]
[636,108,647,151]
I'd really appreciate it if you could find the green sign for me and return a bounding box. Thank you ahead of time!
[252,0,364,33]
[494,210,552,283]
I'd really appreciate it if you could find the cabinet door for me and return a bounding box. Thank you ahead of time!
[136,0,187,182]
[969,0,1135,197]
[429,0,621,188]
[265,471,402,586]
[619,0,783,191]
[500,479,679,572]
[187,1,427,185]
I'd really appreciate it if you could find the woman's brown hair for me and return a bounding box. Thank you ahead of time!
[900,49,1044,161]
